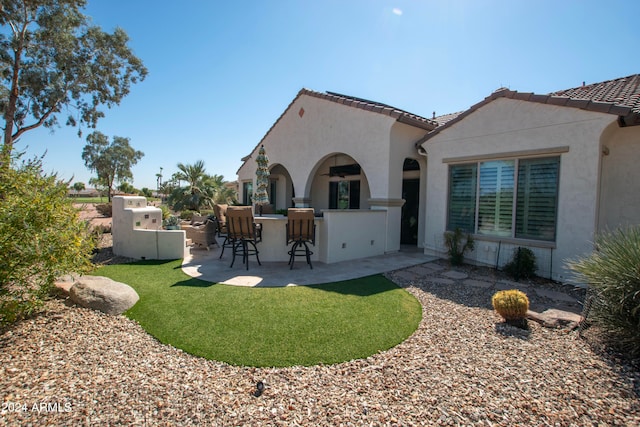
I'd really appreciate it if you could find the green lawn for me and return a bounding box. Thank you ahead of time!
[96,260,422,367]
[69,196,109,203]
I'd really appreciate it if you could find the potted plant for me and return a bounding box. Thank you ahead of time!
[163,215,181,230]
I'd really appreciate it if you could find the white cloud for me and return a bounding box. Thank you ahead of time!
[392,8,403,16]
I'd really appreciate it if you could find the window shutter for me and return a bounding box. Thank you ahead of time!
[329,182,338,209]
[349,180,360,209]
[515,157,559,241]
[447,164,477,232]
[478,160,514,237]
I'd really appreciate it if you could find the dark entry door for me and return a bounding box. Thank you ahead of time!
[401,179,420,245]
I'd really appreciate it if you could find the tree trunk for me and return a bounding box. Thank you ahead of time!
[1,27,25,171]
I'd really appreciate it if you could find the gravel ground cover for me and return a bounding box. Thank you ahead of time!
[2,258,639,426]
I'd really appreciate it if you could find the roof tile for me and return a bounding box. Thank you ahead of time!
[416,73,640,146]
[550,74,640,114]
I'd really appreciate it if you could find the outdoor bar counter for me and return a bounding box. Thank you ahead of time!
[253,209,387,264]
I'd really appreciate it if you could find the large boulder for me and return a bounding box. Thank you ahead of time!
[69,276,139,315]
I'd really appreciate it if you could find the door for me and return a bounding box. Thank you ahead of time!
[401,179,420,244]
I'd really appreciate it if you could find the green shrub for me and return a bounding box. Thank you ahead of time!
[567,227,640,358]
[95,203,112,217]
[503,247,537,281]
[179,210,197,220]
[139,187,153,197]
[443,228,474,266]
[0,157,95,326]
[158,204,171,220]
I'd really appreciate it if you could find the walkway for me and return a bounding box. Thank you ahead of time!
[181,244,437,287]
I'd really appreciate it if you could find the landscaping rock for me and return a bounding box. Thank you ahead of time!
[442,270,468,280]
[69,276,139,315]
[526,309,583,329]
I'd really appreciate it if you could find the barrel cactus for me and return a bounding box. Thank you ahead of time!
[492,289,529,322]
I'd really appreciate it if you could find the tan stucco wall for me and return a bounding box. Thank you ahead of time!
[598,123,640,230]
[237,93,430,253]
[238,94,398,200]
[420,98,615,282]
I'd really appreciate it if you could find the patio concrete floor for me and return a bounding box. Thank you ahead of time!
[182,243,437,287]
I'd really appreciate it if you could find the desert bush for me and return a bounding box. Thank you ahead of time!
[0,157,95,326]
[567,227,640,358]
[179,210,197,220]
[95,203,112,217]
[443,228,474,266]
[503,247,537,281]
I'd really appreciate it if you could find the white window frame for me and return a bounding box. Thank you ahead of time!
[447,154,561,243]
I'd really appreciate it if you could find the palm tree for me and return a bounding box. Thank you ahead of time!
[176,160,207,193]
[168,160,209,211]
[72,181,85,197]
[210,175,238,204]
[167,161,238,212]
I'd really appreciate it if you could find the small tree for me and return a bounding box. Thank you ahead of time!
[168,160,210,211]
[0,0,147,170]
[117,182,135,194]
[81,131,143,201]
[72,181,85,197]
[0,155,95,325]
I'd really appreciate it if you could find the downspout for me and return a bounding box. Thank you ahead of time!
[416,143,428,250]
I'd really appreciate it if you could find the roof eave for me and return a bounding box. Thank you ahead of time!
[415,88,640,148]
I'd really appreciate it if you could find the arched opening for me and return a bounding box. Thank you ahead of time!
[308,153,371,211]
[401,158,420,245]
[269,164,294,211]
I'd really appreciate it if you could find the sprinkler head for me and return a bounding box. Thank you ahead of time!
[253,381,265,397]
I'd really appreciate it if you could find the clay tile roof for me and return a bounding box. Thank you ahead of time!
[433,111,465,126]
[550,74,640,114]
[308,89,438,130]
[237,88,437,174]
[416,74,640,146]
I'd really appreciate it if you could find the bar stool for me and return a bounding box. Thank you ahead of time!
[286,208,316,269]
[213,204,234,259]
[226,206,262,270]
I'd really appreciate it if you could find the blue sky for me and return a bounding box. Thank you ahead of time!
[16,0,640,190]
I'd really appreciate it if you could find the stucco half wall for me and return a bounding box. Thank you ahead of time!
[112,196,185,260]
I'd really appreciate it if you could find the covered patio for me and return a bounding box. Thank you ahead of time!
[236,89,435,262]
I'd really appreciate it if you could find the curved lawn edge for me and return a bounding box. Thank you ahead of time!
[96,259,422,367]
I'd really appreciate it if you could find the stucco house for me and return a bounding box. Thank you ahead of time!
[236,89,437,262]
[237,75,640,280]
[417,74,640,282]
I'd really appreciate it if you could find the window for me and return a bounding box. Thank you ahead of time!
[447,156,559,241]
[329,180,360,209]
[269,180,277,206]
[242,181,253,206]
